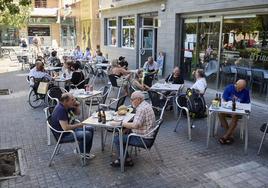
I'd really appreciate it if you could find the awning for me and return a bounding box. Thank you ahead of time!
[31,8,58,17]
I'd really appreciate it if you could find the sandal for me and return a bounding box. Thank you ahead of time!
[226,137,234,145]
[110,159,120,167]
[219,137,234,145]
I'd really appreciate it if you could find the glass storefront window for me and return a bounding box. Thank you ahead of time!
[181,13,268,103]
[0,27,19,46]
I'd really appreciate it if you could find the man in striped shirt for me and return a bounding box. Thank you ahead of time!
[111,91,156,167]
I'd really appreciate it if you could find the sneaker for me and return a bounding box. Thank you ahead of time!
[74,149,96,160]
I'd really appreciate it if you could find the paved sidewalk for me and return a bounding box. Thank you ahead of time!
[0,70,268,188]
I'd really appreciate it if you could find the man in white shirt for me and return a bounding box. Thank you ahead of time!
[191,69,207,94]
[29,60,52,82]
[143,57,158,87]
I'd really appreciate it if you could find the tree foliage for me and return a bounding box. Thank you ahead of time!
[0,0,32,28]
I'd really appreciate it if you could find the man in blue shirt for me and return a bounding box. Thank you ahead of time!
[51,93,95,159]
[73,45,83,60]
[219,79,250,145]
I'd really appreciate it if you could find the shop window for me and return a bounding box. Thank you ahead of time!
[35,0,47,8]
[107,19,117,46]
[121,17,135,48]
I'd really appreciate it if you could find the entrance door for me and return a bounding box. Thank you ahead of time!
[139,28,155,68]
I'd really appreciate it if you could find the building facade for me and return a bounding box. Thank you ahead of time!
[99,0,268,103]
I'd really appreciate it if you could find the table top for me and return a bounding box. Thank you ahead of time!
[209,102,251,115]
[151,83,183,91]
[82,111,135,128]
[72,90,102,99]
[54,77,71,82]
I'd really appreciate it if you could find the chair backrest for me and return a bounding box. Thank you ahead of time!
[144,119,163,149]
[236,67,247,76]
[143,74,154,87]
[47,87,66,105]
[108,74,119,87]
[148,90,164,108]
[115,95,127,111]
[222,66,231,74]
[101,85,110,104]
[252,70,264,81]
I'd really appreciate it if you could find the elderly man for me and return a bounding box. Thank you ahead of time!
[165,66,184,84]
[51,93,95,159]
[218,79,250,145]
[143,56,158,87]
[29,60,52,81]
[110,91,156,167]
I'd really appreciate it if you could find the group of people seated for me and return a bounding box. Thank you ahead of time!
[29,58,86,90]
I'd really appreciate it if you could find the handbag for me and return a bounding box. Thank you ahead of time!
[37,82,49,94]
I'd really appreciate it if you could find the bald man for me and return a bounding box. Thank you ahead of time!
[218,79,250,145]
[29,60,52,81]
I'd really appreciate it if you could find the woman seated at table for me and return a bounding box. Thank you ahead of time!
[191,69,207,94]
[62,60,73,79]
[132,69,150,91]
[165,66,184,84]
[70,62,85,89]
[108,59,130,78]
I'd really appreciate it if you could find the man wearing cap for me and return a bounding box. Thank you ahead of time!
[110,91,156,167]
[118,56,128,69]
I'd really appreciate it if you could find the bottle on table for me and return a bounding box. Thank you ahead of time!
[101,110,106,124]
[232,97,236,111]
[98,107,102,122]
[218,93,222,107]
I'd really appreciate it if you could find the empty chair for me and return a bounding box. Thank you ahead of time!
[251,69,265,95]
[236,67,250,83]
[47,87,67,106]
[148,90,170,119]
[108,74,122,99]
[220,66,235,86]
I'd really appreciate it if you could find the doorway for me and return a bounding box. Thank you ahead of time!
[139,17,158,68]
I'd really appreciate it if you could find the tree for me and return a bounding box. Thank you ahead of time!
[0,0,32,28]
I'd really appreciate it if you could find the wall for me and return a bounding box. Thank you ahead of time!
[100,0,268,75]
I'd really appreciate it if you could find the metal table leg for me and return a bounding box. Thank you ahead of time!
[118,128,124,173]
[83,125,86,166]
[244,114,249,154]
[101,127,104,151]
[207,111,212,148]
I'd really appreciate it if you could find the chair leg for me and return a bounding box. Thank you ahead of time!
[117,87,121,99]
[110,129,116,156]
[140,138,159,174]
[56,144,62,155]
[257,125,268,155]
[174,110,182,132]
[48,140,61,167]
[186,111,192,141]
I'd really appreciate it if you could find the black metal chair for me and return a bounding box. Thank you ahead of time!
[148,90,171,119]
[108,74,122,99]
[123,119,164,173]
[220,66,235,86]
[251,69,265,95]
[236,67,250,83]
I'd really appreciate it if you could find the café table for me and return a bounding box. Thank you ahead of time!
[53,76,71,87]
[150,83,184,117]
[72,90,102,119]
[82,111,135,172]
[206,102,251,153]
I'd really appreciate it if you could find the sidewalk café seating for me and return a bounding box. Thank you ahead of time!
[85,85,110,108]
[44,107,83,166]
[100,95,127,153]
[69,76,90,90]
[236,67,250,83]
[123,118,164,173]
[257,123,268,155]
[220,66,235,87]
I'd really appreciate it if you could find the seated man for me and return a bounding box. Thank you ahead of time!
[191,69,207,94]
[218,79,250,145]
[143,56,159,87]
[48,50,61,67]
[73,45,83,60]
[51,93,95,159]
[165,66,184,84]
[111,91,156,167]
[29,60,52,81]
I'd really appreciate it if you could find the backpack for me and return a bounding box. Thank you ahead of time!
[185,88,207,118]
